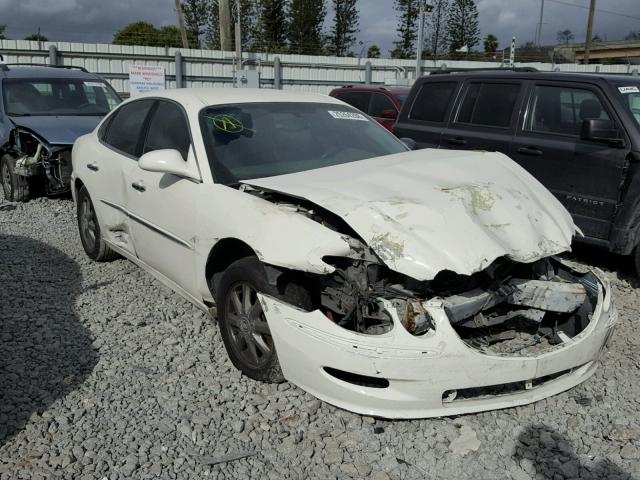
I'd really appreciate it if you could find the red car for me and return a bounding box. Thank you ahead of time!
[329,86,411,131]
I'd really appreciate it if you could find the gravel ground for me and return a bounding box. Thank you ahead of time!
[0,193,639,480]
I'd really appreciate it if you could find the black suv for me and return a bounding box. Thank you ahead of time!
[395,71,640,271]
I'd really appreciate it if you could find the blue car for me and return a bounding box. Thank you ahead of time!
[0,64,121,201]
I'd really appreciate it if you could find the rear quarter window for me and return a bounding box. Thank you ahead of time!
[409,82,457,123]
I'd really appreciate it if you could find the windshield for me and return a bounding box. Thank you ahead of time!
[613,81,640,129]
[3,78,121,116]
[200,102,407,184]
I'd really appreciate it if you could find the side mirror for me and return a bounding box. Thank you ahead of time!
[138,149,198,180]
[400,137,417,150]
[581,119,624,147]
[380,109,398,120]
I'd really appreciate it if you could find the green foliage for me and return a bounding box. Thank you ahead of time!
[0,25,6,40]
[112,21,182,47]
[393,0,420,59]
[427,0,449,59]
[328,0,359,57]
[257,0,288,51]
[181,0,208,47]
[483,33,498,54]
[447,0,480,53]
[367,44,381,58]
[288,0,326,55]
[625,31,639,41]
[24,33,48,42]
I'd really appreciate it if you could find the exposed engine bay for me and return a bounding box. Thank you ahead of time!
[247,185,597,357]
[5,128,72,195]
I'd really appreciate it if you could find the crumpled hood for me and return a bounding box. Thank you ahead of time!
[10,115,102,145]
[246,149,576,281]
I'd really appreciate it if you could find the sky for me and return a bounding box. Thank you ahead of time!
[1,0,639,56]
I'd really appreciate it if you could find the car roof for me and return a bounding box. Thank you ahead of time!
[420,70,640,84]
[0,65,100,80]
[132,87,345,107]
[331,85,411,95]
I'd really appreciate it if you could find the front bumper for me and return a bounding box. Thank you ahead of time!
[258,269,617,419]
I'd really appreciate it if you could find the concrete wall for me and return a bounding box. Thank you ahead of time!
[1,39,639,96]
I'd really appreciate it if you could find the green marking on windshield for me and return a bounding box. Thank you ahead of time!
[205,114,255,134]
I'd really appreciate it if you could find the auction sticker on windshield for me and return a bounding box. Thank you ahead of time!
[328,110,368,121]
[84,81,106,88]
[618,86,640,94]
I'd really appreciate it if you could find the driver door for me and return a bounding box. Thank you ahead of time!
[125,100,202,296]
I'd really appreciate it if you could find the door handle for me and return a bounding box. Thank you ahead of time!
[86,163,99,171]
[131,181,146,192]
[447,138,467,146]
[517,146,543,157]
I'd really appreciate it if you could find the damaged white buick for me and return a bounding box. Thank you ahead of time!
[72,88,617,419]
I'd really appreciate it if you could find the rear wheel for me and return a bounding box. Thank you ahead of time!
[1,154,31,202]
[76,185,119,262]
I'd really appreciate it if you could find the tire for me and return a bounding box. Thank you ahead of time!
[216,257,286,383]
[76,185,119,262]
[1,154,31,202]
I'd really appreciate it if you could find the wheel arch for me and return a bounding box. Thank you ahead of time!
[205,237,258,299]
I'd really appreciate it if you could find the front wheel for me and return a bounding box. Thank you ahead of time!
[1,154,31,202]
[216,257,284,383]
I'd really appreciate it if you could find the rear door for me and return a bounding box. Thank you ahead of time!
[442,80,524,152]
[84,99,155,255]
[394,81,459,148]
[512,82,629,241]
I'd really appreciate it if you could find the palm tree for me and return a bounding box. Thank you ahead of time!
[557,29,574,45]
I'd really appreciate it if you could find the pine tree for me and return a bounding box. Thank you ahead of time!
[181,0,208,47]
[203,0,258,51]
[256,0,288,52]
[288,0,327,55]
[393,0,420,59]
[427,0,449,59]
[447,0,480,53]
[328,0,359,57]
[203,1,220,49]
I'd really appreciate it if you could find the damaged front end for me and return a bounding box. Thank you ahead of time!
[6,128,72,195]
[247,188,617,419]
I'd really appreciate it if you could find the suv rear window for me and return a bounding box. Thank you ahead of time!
[333,92,370,113]
[456,83,521,128]
[409,82,457,123]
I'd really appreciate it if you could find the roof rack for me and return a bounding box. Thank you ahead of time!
[0,63,89,73]
[428,67,539,75]
[340,84,389,90]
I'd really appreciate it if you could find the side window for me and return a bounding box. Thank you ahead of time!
[409,82,457,123]
[369,93,396,117]
[334,92,370,113]
[525,85,610,136]
[104,100,154,157]
[456,82,521,128]
[143,101,191,161]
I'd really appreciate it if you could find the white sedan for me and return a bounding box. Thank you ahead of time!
[72,88,616,419]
